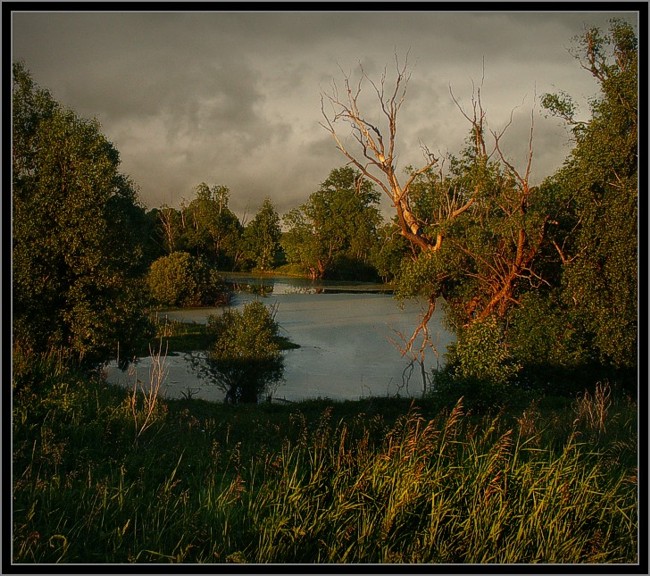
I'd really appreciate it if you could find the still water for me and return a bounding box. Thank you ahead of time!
[106,276,455,403]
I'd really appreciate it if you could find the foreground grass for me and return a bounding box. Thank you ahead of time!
[12,354,638,564]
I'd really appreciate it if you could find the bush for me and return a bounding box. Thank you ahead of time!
[428,316,524,412]
[148,251,228,308]
[452,315,522,385]
[194,301,284,403]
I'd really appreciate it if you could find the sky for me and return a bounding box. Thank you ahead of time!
[11,8,639,221]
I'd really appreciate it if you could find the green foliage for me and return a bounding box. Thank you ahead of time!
[196,301,284,403]
[509,292,587,368]
[242,198,282,271]
[12,62,154,367]
[395,249,447,301]
[183,183,243,269]
[449,315,522,385]
[280,208,323,278]
[541,91,585,137]
[147,251,228,308]
[281,166,382,280]
[542,19,638,370]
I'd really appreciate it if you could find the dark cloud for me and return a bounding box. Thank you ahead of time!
[11,9,638,216]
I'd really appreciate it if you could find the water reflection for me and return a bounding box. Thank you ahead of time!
[224,274,394,296]
[106,278,455,403]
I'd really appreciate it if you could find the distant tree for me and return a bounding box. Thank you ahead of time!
[242,197,282,271]
[281,166,382,280]
[156,205,185,255]
[147,251,229,308]
[183,183,243,269]
[12,62,153,367]
[196,301,284,404]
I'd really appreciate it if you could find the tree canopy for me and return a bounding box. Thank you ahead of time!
[281,166,382,280]
[147,251,229,308]
[542,19,638,370]
[183,183,244,269]
[242,198,282,271]
[12,62,153,367]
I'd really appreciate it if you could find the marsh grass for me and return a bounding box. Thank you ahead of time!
[127,340,168,443]
[149,314,215,353]
[12,357,638,564]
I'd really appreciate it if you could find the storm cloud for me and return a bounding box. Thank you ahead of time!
[11,9,638,218]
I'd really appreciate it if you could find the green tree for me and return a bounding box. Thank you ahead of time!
[321,58,548,366]
[12,62,153,367]
[542,19,638,370]
[183,183,243,269]
[242,198,282,271]
[321,48,636,390]
[196,301,284,403]
[147,251,228,308]
[280,208,322,279]
[281,166,382,280]
[435,21,637,387]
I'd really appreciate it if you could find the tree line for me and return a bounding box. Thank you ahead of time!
[143,167,390,282]
[12,20,638,395]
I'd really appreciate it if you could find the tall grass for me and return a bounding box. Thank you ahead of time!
[12,357,638,565]
[127,340,168,443]
[246,397,637,563]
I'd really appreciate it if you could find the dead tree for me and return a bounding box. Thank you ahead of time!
[321,56,476,255]
[321,56,549,348]
[320,56,477,347]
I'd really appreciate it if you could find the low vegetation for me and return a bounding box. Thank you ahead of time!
[147,310,300,356]
[12,352,638,564]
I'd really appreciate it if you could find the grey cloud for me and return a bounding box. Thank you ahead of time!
[11,9,637,216]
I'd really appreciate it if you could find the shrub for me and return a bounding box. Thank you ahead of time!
[451,315,522,385]
[507,291,633,395]
[148,251,228,308]
[194,301,284,403]
[428,316,523,412]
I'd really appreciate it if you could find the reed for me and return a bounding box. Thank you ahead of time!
[12,360,638,565]
[127,339,169,443]
[245,399,637,563]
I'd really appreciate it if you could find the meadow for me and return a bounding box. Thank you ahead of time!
[12,346,638,565]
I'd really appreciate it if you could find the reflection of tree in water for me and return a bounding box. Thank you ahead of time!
[226,281,274,297]
[189,301,284,404]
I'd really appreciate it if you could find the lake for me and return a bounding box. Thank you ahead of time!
[106,275,455,403]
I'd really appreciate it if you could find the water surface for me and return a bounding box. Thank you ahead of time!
[107,277,455,403]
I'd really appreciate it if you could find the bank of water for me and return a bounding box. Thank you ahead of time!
[106,277,455,403]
